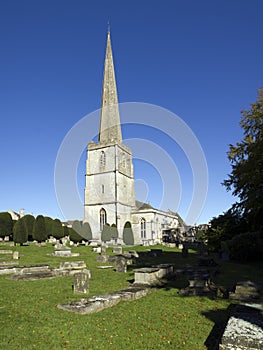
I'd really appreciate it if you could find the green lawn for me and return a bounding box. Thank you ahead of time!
[0,243,262,349]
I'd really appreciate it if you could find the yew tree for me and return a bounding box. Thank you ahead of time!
[224,89,263,230]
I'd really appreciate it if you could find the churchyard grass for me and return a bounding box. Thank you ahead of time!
[0,243,262,349]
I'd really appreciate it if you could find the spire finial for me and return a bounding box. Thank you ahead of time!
[107,21,110,33]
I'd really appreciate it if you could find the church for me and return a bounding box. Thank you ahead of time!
[84,31,183,245]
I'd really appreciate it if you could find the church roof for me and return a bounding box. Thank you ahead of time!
[135,200,155,210]
[98,30,122,145]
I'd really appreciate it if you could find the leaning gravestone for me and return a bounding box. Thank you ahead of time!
[74,270,90,294]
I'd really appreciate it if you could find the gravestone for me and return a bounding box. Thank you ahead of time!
[96,254,108,263]
[54,246,72,257]
[74,270,90,294]
[101,245,107,255]
[115,257,127,273]
[13,251,19,260]
[113,246,122,254]
[220,304,263,350]
[93,247,101,253]
[134,267,160,285]
[230,281,260,301]
[60,261,86,270]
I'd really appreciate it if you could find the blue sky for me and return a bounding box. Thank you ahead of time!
[1,0,262,224]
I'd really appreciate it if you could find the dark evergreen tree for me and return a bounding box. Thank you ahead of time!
[101,223,112,242]
[22,215,35,241]
[72,220,82,237]
[63,225,69,237]
[69,227,82,243]
[13,219,28,245]
[82,222,92,240]
[44,216,54,237]
[51,219,64,239]
[0,212,13,238]
[33,215,47,243]
[123,222,134,245]
[111,223,118,239]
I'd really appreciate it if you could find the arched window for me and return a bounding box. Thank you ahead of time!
[140,218,146,238]
[100,151,106,167]
[100,208,107,231]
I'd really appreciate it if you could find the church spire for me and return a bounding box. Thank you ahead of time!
[98,30,122,144]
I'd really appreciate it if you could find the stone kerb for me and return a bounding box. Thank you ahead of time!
[14,264,50,275]
[58,285,150,315]
[0,250,13,254]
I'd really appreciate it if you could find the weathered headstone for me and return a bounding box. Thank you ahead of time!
[74,270,90,294]
[115,257,127,273]
[113,246,122,254]
[93,247,101,253]
[101,245,107,255]
[13,251,19,260]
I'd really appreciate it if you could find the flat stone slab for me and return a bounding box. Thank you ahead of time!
[60,261,86,270]
[0,250,12,254]
[96,265,114,269]
[220,304,263,350]
[58,285,149,314]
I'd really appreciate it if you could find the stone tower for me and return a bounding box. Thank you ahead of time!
[84,31,135,240]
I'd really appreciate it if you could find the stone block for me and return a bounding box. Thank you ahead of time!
[134,267,160,285]
[220,305,263,350]
[13,251,19,260]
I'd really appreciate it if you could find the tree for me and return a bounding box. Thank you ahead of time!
[0,212,13,238]
[82,222,92,240]
[111,223,118,239]
[101,223,112,242]
[63,225,69,237]
[33,215,47,243]
[44,216,54,237]
[123,221,134,245]
[51,219,64,239]
[22,215,35,241]
[13,219,28,245]
[72,220,82,237]
[69,227,82,243]
[206,206,249,251]
[224,89,263,230]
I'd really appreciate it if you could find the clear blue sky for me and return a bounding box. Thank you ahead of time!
[1,0,262,224]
